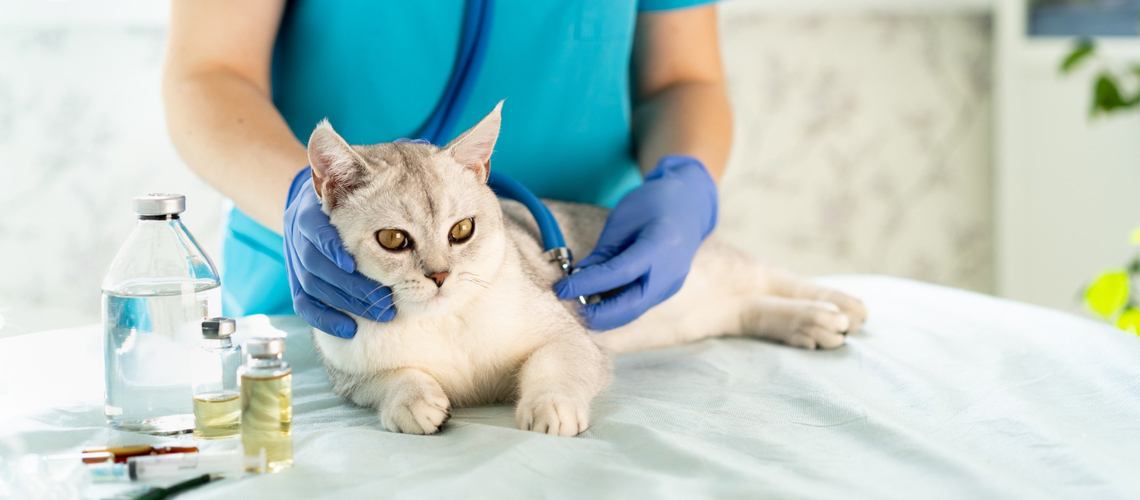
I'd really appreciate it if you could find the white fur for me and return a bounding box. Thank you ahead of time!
[307,104,868,437]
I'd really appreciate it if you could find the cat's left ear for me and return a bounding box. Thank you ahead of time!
[444,101,502,183]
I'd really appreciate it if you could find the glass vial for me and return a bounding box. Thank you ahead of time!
[239,337,293,473]
[102,194,220,435]
[191,318,242,439]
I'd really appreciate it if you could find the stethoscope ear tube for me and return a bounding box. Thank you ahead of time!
[414,0,591,305]
[419,0,494,145]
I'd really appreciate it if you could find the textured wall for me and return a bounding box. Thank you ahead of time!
[0,12,993,335]
[0,29,225,335]
[718,11,993,293]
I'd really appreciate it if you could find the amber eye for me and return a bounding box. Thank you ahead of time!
[449,218,475,243]
[376,229,411,251]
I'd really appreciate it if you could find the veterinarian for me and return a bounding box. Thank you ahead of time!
[162,0,732,338]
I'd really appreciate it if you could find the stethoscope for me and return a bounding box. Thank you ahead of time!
[413,0,580,289]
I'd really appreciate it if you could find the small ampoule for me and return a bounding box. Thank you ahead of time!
[191,318,242,439]
[239,337,293,473]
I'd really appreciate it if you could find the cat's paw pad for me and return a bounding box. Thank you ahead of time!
[516,393,589,437]
[380,385,450,435]
[786,302,849,350]
[825,291,868,333]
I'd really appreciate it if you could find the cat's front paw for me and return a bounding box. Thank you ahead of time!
[516,393,589,437]
[379,380,451,435]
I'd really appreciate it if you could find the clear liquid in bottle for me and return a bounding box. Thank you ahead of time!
[103,282,219,434]
[102,194,220,435]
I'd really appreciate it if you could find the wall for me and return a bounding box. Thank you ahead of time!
[0,4,995,336]
[994,0,1140,313]
[718,8,994,292]
[0,27,224,335]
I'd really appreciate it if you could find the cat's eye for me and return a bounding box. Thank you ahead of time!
[376,229,412,251]
[449,218,475,243]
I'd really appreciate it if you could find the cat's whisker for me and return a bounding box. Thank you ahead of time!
[372,296,405,320]
[362,283,387,299]
[364,290,395,312]
[456,271,491,289]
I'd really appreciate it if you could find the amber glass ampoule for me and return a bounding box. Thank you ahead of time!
[238,337,293,473]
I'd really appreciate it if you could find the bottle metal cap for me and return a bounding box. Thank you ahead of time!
[133,194,186,216]
[201,317,236,339]
[246,337,286,358]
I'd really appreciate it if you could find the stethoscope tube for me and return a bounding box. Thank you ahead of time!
[419,0,494,145]
[486,171,572,274]
[413,0,577,282]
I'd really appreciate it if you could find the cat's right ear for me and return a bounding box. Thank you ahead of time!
[444,101,502,183]
[308,119,367,209]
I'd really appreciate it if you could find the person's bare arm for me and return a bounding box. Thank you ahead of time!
[632,4,732,181]
[163,0,306,234]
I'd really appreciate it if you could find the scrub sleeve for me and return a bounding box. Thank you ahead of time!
[221,0,717,317]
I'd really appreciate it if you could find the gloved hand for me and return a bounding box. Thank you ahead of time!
[283,166,396,338]
[554,155,718,330]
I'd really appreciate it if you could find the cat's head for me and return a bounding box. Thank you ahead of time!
[306,102,506,319]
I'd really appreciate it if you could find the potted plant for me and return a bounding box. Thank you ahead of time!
[1062,35,1140,333]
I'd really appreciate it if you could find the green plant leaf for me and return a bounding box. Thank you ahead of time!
[1091,73,1128,116]
[1116,308,1140,336]
[1085,270,1129,316]
[1061,38,1096,74]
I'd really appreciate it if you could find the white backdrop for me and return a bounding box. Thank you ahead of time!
[0,1,995,336]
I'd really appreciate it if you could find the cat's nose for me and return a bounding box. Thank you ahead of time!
[427,271,450,287]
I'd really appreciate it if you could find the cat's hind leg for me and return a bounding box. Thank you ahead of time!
[589,239,863,353]
[596,294,849,352]
[331,367,451,435]
[738,296,849,350]
[681,240,868,332]
[764,268,868,333]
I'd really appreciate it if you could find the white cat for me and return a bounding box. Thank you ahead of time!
[309,103,867,437]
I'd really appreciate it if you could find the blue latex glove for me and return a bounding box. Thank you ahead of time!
[283,166,396,338]
[554,156,718,330]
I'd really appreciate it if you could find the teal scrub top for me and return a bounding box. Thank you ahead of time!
[223,0,716,317]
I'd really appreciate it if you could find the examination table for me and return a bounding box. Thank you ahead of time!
[2,276,1138,499]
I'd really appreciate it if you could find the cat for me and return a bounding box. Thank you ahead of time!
[307,102,868,437]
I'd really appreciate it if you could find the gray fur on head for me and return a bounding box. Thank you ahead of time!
[305,101,506,318]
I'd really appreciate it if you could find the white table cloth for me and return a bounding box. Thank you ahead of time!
[2,276,1139,499]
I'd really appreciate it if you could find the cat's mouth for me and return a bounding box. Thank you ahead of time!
[387,270,492,318]
[389,282,452,316]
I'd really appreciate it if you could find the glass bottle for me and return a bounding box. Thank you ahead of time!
[101,194,221,435]
[239,337,293,473]
[191,317,242,439]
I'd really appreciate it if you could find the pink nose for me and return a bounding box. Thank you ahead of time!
[428,272,449,287]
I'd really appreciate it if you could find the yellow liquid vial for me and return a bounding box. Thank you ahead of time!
[241,372,293,472]
[192,391,240,439]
